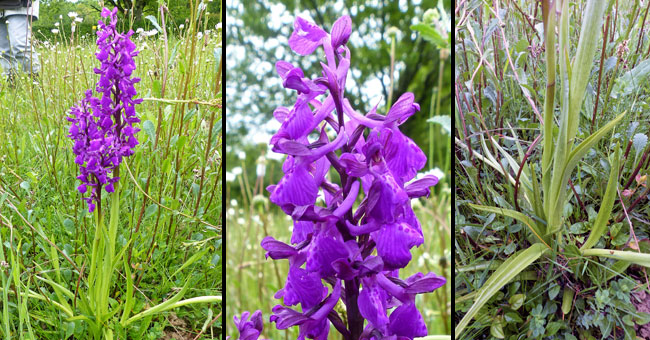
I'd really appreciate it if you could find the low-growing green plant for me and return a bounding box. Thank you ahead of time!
[456,0,650,337]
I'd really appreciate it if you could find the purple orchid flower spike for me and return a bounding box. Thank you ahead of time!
[235,14,447,340]
[67,7,141,212]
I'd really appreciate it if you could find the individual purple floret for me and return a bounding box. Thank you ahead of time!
[67,7,142,212]
[261,15,446,340]
[232,310,268,340]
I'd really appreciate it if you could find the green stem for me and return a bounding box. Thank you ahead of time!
[102,171,121,322]
[88,201,102,309]
[88,200,104,339]
[430,55,445,170]
[388,35,395,110]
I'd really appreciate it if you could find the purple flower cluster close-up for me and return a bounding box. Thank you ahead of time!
[230,310,269,340]
[246,15,446,340]
[67,7,142,212]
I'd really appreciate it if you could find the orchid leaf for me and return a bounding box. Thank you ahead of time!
[582,249,650,268]
[468,204,549,246]
[455,243,549,338]
[581,146,620,250]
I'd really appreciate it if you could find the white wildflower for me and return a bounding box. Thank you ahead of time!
[143,29,158,37]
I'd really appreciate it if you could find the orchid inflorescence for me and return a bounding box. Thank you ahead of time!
[67,7,142,212]
[234,15,445,340]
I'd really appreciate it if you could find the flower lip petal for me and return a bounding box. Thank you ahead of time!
[372,221,423,270]
[273,106,290,123]
[283,68,310,93]
[404,272,447,295]
[289,17,328,55]
[283,266,325,308]
[269,165,318,207]
[281,99,314,140]
[385,93,418,125]
[388,302,428,338]
[358,280,389,333]
[330,15,352,49]
[261,236,298,260]
[382,128,427,183]
[405,175,439,198]
[276,60,295,79]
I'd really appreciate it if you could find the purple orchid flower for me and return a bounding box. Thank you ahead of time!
[255,15,446,340]
[67,7,142,212]
[232,310,268,340]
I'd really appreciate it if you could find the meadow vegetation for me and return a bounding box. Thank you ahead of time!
[0,2,221,339]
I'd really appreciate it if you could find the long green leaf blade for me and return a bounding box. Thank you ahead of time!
[548,112,626,234]
[567,0,608,142]
[468,204,549,246]
[455,243,549,338]
[582,249,650,267]
[581,146,620,250]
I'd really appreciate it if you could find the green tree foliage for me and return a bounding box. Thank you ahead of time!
[34,0,220,39]
[226,0,451,156]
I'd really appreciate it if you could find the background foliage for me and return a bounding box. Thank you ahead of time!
[33,0,220,40]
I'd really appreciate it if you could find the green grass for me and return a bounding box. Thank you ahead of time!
[0,7,221,339]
